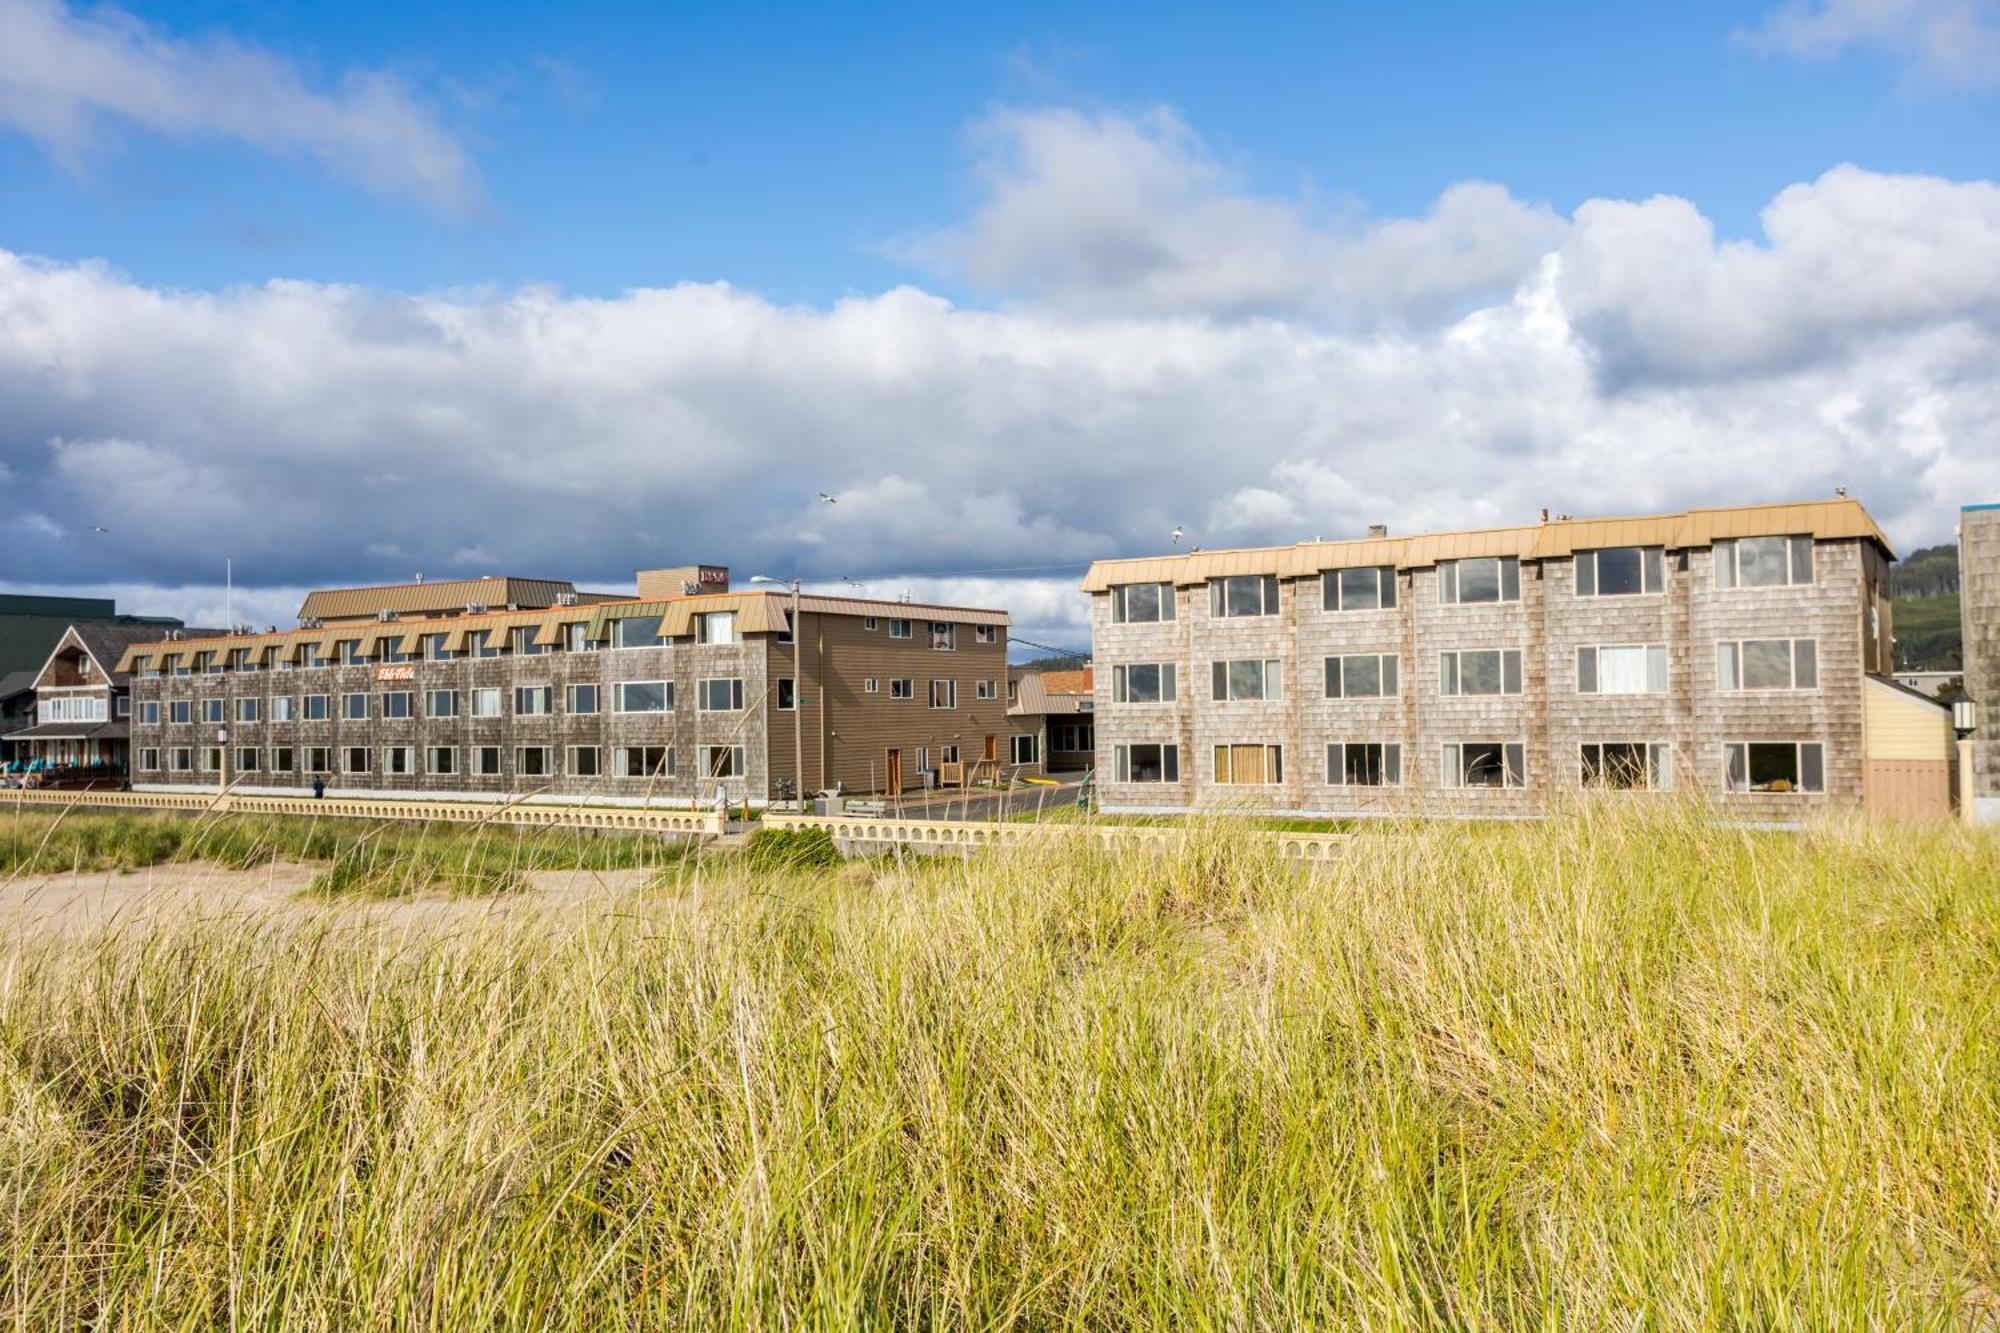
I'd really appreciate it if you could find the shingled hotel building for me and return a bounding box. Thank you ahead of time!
[121,567,1028,804]
[1084,498,1958,819]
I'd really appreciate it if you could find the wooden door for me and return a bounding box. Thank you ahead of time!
[984,735,998,763]
[886,748,903,793]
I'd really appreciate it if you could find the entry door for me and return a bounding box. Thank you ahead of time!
[886,748,903,793]
[983,735,998,763]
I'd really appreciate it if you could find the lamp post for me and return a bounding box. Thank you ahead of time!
[750,575,805,811]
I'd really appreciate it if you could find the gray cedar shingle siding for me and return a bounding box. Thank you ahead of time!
[1961,507,2000,809]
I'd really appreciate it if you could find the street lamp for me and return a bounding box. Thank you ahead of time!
[750,575,805,810]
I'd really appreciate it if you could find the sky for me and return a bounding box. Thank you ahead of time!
[1,0,1997,652]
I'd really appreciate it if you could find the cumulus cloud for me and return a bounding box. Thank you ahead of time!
[2,137,1998,652]
[1739,0,2000,87]
[0,0,479,211]
[902,106,1568,324]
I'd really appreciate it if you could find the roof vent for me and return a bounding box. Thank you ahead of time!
[1367,524,1388,539]
[376,609,399,622]
[556,591,578,606]
[465,603,488,616]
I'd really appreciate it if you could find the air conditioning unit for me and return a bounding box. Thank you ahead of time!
[377,609,400,622]
[556,591,579,606]
[465,604,488,615]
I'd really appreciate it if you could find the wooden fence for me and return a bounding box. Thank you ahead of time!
[2,787,724,838]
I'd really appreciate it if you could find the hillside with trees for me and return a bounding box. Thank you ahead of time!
[1890,544,1961,671]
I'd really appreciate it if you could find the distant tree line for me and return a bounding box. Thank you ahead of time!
[1890,543,1961,672]
[1890,544,1959,598]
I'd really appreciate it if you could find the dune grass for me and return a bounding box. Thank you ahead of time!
[1,801,1996,1328]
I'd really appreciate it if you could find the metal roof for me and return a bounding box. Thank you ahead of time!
[296,576,580,621]
[1080,498,1895,591]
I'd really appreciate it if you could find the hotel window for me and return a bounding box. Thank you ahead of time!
[889,678,915,699]
[864,677,879,694]
[344,747,370,775]
[1717,639,1817,691]
[514,686,552,716]
[139,748,161,771]
[378,640,409,664]
[236,698,259,723]
[1442,741,1527,788]
[864,616,878,631]
[270,747,294,774]
[199,652,222,675]
[342,693,367,721]
[1212,743,1283,785]
[929,679,958,709]
[424,633,453,661]
[115,695,130,720]
[930,622,956,650]
[305,747,330,774]
[169,655,189,677]
[614,746,671,778]
[914,748,931,773]
[1211,658,1281,702]
[302,694,329,721]
[517,746,551,777]
[138,658,158,679]
[1723,742,1825,794]
[1011,734,1040,764]
[1578,645,1668,694]
[700,745,747,778]
[169,700,191,724]
[697,678,744,711]
[612,681,672,713]
[1324,654,1398,699]
[475,747,502,776]
[1576,547,1665,596]
[236,748,259,773]
[1052,720,1094,752]
[202,699,225,723]
[202,748,223,773]
[570,746,602,777]
[1714,536,1813,589]
[563,623,596,653]
[513,628,549,657]
[426,689,457,718]
[1322,566,1397,612]
[140,701,160,725]
[1110,583,1175,623]
[382,691,413,719]
[697,612,737,645]
[1209,574,1279,618]
[976,679,997,700]
[1439,649,1523,696]
[270,696,295,722]
[1112,663,1176,703]
[777,678,796,710]
[170,747,192,772]
[230,648,256,672]
[940,744,960,766]
[427,747,457,775]
[975,625,998,644]
[888,618,913,639]
[1438,557,1521,605]
[336,640,363,665]
[565,683,599,714]
[300,646,326,669]
[1326,742,1402,787]
[383,746,413,776]
[471,688,503,718]
[1582,742,1672,790]
[1113,743,1180,783]
[473,630,502,659]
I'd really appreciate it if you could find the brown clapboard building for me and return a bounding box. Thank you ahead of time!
[1085,497,1961,820]
[122,567,1030,804]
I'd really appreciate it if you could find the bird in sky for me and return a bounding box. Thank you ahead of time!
[818,492,838,504]
[1171,525,1184,545]
[89,525,111,534]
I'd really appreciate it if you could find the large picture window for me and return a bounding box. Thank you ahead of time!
[1439,649,1523,696]
[1324,654,1398,699]
[1208,575,1279,618]
[1326,742,1401,786]
[700,745,747,778]
[1439,557,1520,605]
[1718,639,1817,691]
[615,681,672,712]
[698,678,744,711]
[1578,644,1668,694]
[1110,582,1174,623]
[1723,741,1825,793]
[928,679,957,709]
[1714,536,1814,589]
[1112,743,1180,783]
[1211,658,1281,701]
[1576,547,1665,597]
[614,745,671,778]
[611,616,664,649]
[1321,566,1397,612]
[1442,741,1526,788]
[1111,663,1176,703]
[1581,741,1671,789]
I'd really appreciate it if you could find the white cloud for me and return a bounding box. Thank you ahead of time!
[1739,0,2000,87]
[0,0,478,211]
[2,137,1998,649]
[902,106,1568,324]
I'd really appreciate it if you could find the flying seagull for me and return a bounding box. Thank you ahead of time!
[817,492,838,504]
[89,525,111,534]
[1171,525,1184,546]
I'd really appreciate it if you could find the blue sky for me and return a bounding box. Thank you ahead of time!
[0,0,1997,647]
[4,0,1994,300]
